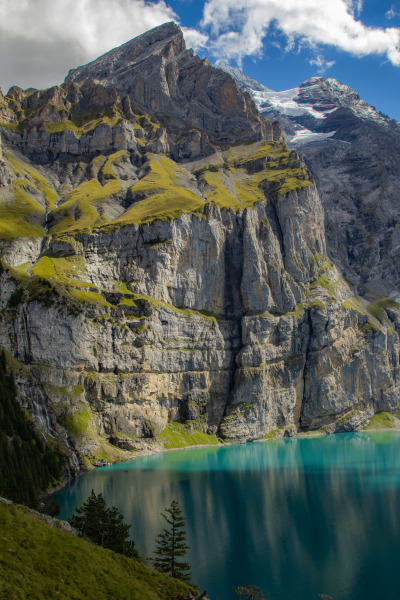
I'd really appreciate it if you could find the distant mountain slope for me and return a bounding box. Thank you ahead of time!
[217,62,400,299]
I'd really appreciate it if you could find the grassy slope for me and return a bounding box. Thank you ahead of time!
[0,502,194,600]
[113,154,204,226]
[159,422,219,449]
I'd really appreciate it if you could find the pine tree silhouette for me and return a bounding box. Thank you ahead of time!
[153,499,192,583]
[69,489,139,559]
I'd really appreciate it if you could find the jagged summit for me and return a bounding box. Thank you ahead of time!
[217,62,395,128]
[64,23,283,154]
[66,22,184,86]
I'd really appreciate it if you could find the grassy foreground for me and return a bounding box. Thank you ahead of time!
[0,502,194,600]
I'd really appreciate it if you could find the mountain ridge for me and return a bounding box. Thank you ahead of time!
[0,24,399,476]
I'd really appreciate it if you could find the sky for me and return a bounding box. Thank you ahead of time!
[0,0,399,120]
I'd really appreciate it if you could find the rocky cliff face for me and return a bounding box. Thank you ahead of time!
[218,63,400,301]
[0,24,399,472]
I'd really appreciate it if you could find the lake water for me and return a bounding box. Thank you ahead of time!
[54,433,400,600]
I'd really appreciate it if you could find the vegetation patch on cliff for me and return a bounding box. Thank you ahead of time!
[364,412,396,430]
[49,178,122,235]
[0,179,45,240]
[113,154,204,226]
[44,115,122,137]
[26,255,113,308]
[3,152,59,210]
[159,421,219,449]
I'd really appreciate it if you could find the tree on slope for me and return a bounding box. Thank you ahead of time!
[152,499,192,583]
[69,489,139,559]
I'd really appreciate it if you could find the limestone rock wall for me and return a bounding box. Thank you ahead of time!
[0,180,398,466]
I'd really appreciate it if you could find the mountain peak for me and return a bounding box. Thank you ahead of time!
[66,21,184,86]
[63,23,280,156]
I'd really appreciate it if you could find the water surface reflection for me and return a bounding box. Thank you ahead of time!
[55,433,400,600]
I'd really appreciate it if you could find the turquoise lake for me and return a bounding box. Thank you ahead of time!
[54,432,400,600]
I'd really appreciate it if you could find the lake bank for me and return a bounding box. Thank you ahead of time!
[54,431,400,600]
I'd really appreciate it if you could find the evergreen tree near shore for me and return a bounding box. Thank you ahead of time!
[0,350,64,507]
[69,489,140,559]
[152,499,192,583]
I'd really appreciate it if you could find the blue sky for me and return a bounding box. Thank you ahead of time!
[172,0,400,120]
[0,0,399,120]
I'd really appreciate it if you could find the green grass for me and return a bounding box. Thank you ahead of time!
[28,255,112,308]
[336,409,361,424]
[376,297,400,311]
[31,256,96,289]
[60,406,92,437]
[198,142,311,213]
[279,178,313,195]
[68,289,113,307]
[119,297,137,307]
[114,282,134,295]
[0,502,194,600]
[158,422,219,449]
[341,297,366,314]
[113,155,204,226]
[131,294,219,322]
[49,178,122,235]
[263,429,280,439]
[309,275,340,299]
[4,152,59,210]
[203,170,243,210]
[0,179,45,240]
[364,412,396,430]
[0,122,21,131]
[101,150,129,179]
[367,303,387,322]
[5,262,32,284]
[284,302,305,318]
[310,299,325,308]
[44,115,122,137]
[44,383,84,398]
[224,140,289,165]
[104,141,312,231]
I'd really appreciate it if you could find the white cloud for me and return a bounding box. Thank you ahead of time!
[308,54,336,74]
[386,6,400,19]
[0,0,177,93]
[201,0,400,67]
[181,27,209,52]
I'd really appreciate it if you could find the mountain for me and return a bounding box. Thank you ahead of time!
[0,23,399,476]
[217,62,400,298]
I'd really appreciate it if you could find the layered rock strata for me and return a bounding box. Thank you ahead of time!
[0,24,398,471]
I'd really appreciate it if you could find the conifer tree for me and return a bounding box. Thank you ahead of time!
[152,499,192,583]
[69,489,139,559]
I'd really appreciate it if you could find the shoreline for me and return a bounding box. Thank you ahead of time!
[48,424,400,500]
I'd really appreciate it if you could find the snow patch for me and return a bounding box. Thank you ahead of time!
[289,129,337,147]
[254,88,327,120]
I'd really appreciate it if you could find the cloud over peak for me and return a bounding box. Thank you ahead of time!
[200,0,400,67]
[0,0,177,92]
